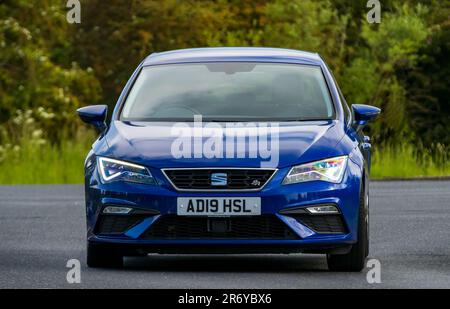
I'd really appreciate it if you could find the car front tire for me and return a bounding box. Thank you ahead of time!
[87,243,124,268]
[326,184,368,272]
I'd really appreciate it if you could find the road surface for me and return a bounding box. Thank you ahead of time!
[0,181,449,288]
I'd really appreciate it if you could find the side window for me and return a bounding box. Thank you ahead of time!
[325,64,352,124]
[338,87,352,124]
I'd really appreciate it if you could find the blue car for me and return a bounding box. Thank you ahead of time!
[77,47,380,271]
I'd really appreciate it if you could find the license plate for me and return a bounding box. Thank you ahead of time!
[177,197,261,216]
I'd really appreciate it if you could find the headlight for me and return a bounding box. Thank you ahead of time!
[97,157,156,185]
[282,156,348,185]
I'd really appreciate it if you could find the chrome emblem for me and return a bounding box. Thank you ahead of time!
[251,179,261,187]
[211,173,227,186]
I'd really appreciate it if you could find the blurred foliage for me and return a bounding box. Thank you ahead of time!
[0,0,101,144]
[371,142,449,179]
[0,0,449,182]
[69,0,448,148]
[0,127,93,184]
[341,3,430,142]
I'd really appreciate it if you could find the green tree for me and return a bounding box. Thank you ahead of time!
[406,3,450,146]
[262,0,349,76]
[340,3,429,142]
[0,0,100,143]
[72,0,268,107]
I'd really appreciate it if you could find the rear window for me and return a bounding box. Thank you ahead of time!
[121,62,334,121]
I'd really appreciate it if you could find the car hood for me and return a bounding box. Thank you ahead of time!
[103,120,346,169]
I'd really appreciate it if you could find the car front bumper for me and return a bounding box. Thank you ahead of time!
[84,160,362,254]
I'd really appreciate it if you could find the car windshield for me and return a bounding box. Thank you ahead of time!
[121,62,334,121]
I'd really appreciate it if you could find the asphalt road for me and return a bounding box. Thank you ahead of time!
[0,181,449,289]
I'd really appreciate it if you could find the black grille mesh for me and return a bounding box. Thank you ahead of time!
[95,215,145,234]
[163,169,275,190]
[292,214,347,234]
[141,215,297,239]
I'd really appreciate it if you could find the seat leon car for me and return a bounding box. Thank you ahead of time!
[77,47,380,271]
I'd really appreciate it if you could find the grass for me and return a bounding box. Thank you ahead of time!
[0,137,448,184]
[371,143,450,179]
[0,136,92,185]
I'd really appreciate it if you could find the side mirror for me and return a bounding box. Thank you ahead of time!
[77,105,108,133]
[351,104,381,132]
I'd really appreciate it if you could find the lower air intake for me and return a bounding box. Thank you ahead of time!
[292,214,347,234]
[95,215,145,234]
[141,215,298,239]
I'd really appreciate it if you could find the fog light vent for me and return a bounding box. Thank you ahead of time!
[103,206,133,215]
[306,205,339,214]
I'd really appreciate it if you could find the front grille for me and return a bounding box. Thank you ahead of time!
[292,214,347,234]
[163,168,276,191]
[95,215,145,234]
[141,215,298,239]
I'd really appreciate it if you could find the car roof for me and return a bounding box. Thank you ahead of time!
[143,47,323,66]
